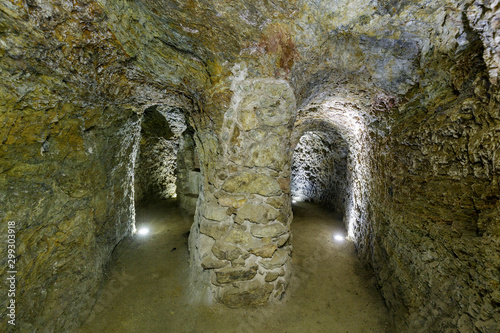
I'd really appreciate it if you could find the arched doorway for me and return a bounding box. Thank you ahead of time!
[291,130,349,217]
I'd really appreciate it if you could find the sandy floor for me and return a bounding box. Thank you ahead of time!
[80,199,394,333]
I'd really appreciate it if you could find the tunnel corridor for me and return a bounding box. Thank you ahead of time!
[1,1,499,332]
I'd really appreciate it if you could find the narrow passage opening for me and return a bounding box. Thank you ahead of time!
[291,130,349,219]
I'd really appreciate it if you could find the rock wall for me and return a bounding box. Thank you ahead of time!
[0,1,168,331]
[355,22,500,331]
[188,77,296,307]
[1,0,499,331]
[467,1,500,86]
[0,97,141,332]
[291,131,348,215]
[135,137,178,203]
[289,2,500,330]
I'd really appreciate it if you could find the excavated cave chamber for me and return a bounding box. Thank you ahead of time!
[1,1,499,332]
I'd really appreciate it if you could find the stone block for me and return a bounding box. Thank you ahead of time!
[275,232,290,247]
[201,255,229,270]
[226,207,238,216]
[212,241,243,261]
[257,100,290,126]
[265,272,280,282]
[261,248,289,270]
[215,265,258,284]
[219,281,274,308]
[203,202,228,221]
[237,102,259,131]
[229,126,243,148]
[266,196,286,209]
[249,81,294,127]
[276,210,289,224]
[276,177,290,193]
[225,227,251,246]
[246,135,285,169]
[235,202,278,224]
[222,172,282,196]
[250,222,287,238]
[231,257,247,267]
[248,129,267,142]
[199,222,230,240]
[249,242,277,258]
[218,195,247,208]
[197,234,216,258]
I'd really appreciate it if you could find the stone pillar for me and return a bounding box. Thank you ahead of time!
[189,78,296,307]
[177,131,202,215]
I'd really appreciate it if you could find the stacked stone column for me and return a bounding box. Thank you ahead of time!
[189,78,296,307]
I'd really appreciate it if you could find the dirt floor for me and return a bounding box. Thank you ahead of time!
[80,199,394,333]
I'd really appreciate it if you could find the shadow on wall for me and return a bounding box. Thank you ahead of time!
[176,127,202,216]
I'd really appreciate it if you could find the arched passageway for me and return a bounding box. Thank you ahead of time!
[131,104,201,223]
[291,130,348,215]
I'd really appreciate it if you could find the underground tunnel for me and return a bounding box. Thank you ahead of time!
[1,0,499,332]
[291,130,349,213]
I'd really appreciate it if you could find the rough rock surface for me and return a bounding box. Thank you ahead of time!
[0,0,499,332]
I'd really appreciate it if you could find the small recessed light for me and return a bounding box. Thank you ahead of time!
[137,227,150,236]
[333,234,344,242]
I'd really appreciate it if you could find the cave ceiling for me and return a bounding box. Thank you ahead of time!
[1,0,495,127]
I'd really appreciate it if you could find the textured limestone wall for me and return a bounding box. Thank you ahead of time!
[292,101,376,246]
[135,137,178,203]
[188,77,296,307]
[0,2,137,332]
[0,97,141,333]
[467,1,500,85]
[367,45,500,331]
[0,1,183,331]
[291,131,348,215]
[288,2,500,330]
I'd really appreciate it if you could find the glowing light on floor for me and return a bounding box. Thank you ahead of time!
[137,227,150,236]
[333,234,345,242]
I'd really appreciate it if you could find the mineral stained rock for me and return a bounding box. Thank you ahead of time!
[0,0,499,332]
